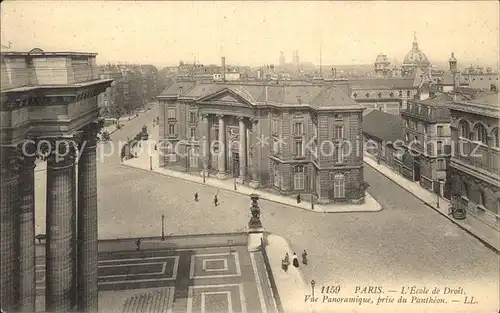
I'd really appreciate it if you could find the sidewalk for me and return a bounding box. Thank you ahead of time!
[364,153,500,253]
[101,108,151,135]
[264,234,310,313]
[122,146,382,214]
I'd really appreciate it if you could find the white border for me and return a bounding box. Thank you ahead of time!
[250,253,268,313]
[201,291,232,313]
[202,258,228,272]
[187,283,246,313]
[35,256,180,288]
[189,253,241,279]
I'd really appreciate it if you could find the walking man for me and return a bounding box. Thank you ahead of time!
[292,253,299,268]
[135,238,141,251]
[214,194,219,207]
[296,194,301,204]
[302,250,308,265]
[194,192,199,202]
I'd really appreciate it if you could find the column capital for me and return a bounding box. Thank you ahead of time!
[38,137,77,165]
[200,113,209,119]
[16,140,37,169]
[250,117,259,124]
[237,116,246,121]
[216,114,225,119]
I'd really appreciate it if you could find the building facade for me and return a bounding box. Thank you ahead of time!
[448,90,500,231]
[400,94,453,197]
[157,80,366,204]
[1,49,111,313]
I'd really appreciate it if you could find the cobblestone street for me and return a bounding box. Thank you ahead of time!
[33,105,499,312]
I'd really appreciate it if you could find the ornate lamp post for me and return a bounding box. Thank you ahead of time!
[311,280,316,299]
[150,156,153,171]
[247,194,264,251]
[161,214,165,241]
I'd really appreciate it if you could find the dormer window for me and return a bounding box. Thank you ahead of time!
[377,92,382,98]
[390,92,394,97]
[365,93,370,98]
[353,93,358,98]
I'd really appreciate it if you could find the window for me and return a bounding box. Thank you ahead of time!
[334,114,343,121]
[313,123,318,138]
[294,141,303,157]
[168,124,175,135]
[405,133,409,142]
[390,92,394,97]
[459,121,470,139]
[437,141,443,154]
[462,181,469,198]
[365,93,370,98]
[437,126,444,136]
[478,190,486,207]
[407,90,411,97]
[437,159,445,170]
[335,143,344,163]
[334,126,344,139]
[423,124,428,134]
[293,166,305,190]
[333,174,345,198]
[399,90,402,97]
[293,122,303,136]
[190,128,196,139]
[168,109,176,119]
[189,149,198,168]
[492,128,499,147]
[189,112,197,123]
[353,93,358,98]
[474,124,487,144]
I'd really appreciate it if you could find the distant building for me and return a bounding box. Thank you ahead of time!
[401,33,431,77]
[448,89,499,231]
[157,80,367,204]
[374,54,391,78]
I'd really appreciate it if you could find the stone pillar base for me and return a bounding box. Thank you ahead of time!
[247,229,264,252]
[351,196,365,204]
[249,181,259,189]
[236,176,245,184]
[216,172,229,179]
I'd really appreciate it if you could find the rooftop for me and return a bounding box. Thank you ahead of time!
[1,48,97,57]
[362,110,404,142]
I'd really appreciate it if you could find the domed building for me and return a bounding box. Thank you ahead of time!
[374,54,391,77]
[401,33,431,76]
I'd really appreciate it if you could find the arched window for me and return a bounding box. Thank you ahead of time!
[293,166,305,190]
[407,90,411,97]
[459,120,470,139]
[474,124,488,144]
[492,128,499,147]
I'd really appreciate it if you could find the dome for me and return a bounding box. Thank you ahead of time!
[375,54,390,64]
[402,33,430,66]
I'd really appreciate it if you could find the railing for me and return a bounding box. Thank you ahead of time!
[260,236,284,313]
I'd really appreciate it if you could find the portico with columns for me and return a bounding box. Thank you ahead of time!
[0,55,112,312]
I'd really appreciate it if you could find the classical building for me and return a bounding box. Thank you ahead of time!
[374,54,391,78]
[448,89,500,231]
[157,80,366,204]
[401,33,431,77]
[400,93,453,197]
[1,49,111,313]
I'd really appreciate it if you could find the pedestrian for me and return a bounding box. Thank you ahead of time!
[296,194,301,204]
[302,250,308,265]
[282,253,290,272]
[292,253,299,268]
[194,192,199,202]
[214,195,219,207]
[135,238,141,251]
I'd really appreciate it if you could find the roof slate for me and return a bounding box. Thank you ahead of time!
[362,110,404,142]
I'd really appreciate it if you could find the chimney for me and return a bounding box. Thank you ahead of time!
[221,57,226,82]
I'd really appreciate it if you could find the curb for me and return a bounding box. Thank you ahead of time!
[364,161,499,254]
[120,163,381,214]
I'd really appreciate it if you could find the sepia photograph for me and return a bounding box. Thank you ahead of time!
[0,1,499,313]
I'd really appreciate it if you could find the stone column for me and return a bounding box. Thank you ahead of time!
[216,114,226,178]
[18,141,37,313]
[0,147,20,312]
[45,139,77,313]
[249,118,259,188]
[200,114,209,176]
[237,117,247,182]
[77,122,101,313]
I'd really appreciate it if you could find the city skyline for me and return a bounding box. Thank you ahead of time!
[1,1,499,69]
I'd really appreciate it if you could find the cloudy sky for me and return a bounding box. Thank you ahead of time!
[1,1,498,68]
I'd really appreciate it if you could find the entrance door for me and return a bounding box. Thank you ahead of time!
[413,161,421,181]
[232,152,239,177]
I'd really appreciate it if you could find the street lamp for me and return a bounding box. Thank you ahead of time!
[161,214,165,241]
[150,156,153,171]
[436,192,440,208]
[311,280,316,299]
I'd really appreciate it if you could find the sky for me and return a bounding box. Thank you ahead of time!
[1,1,499,69]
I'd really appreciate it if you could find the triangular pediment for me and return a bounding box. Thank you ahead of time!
[197,88,254,107]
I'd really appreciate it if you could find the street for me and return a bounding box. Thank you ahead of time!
[33,104,499,310]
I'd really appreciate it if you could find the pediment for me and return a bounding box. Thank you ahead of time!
[197,88,254,107]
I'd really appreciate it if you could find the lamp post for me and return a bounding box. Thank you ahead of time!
[150,156,153,171]
[436,191,440,208]
[161,214,165,241]
[311,280,316,299]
